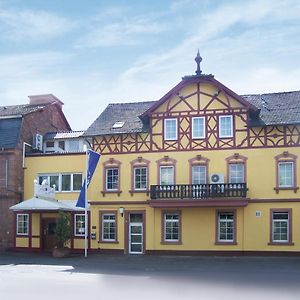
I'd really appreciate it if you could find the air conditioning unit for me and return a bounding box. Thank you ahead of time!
[33,134,43,151]
[210,173,224,184]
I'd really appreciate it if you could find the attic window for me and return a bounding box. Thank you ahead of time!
[112,121,125,129]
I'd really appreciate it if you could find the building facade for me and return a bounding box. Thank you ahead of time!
[0,94,71,249]
[13,55,300,255]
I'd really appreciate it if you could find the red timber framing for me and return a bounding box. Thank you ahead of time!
[92,76,300,155]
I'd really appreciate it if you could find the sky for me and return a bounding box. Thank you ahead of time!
[0,0,300,130]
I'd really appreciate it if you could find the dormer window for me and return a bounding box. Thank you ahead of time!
[112,121,125,129]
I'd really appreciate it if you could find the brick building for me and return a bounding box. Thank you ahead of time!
[0,94,71,249]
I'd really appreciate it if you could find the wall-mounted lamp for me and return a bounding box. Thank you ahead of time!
[119,207,124,217]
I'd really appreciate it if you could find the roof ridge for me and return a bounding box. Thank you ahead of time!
[242,90,300,97]
[108,100,156,106]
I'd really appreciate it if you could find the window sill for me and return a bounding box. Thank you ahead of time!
[268,242,294,246]
[101,190,122,197]
[129,190,150,196]
[215,241,237,246]
[160,241,182,245]
[98,240,119,244]
[16,234,29,237]
[274,187,299,194]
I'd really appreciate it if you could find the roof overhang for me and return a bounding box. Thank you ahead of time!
[10,197,89,212]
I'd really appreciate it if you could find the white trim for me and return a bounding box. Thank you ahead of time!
[159,166,174,185]
[102,213,116,242]
[16,214,29,236]
[105,168,119,191]
[278,162,294,187]
[192,117,205,139]
[164,213,179,242]
[219,115,233,138]
[272,212,289,243]
[164,118,178,141]
[218,212,234,242]
[74,214,85,236]
[133,166,147,191]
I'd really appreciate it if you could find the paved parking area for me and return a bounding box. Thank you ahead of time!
[0,252,300,299]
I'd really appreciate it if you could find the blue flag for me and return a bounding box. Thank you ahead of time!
[76,150,101,208]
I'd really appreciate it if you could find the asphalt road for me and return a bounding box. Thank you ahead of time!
[0,252,300,300]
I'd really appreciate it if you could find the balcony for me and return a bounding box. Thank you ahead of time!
[150,183,247,200]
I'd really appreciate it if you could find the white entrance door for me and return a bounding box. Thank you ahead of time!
[129,222,143,254]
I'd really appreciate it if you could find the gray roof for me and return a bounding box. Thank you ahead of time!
[44,131,85,140]
[84,91,300,136]
[243,91,300,126]
[0,103,47,117]
[84,101,155,136]
[0,118,22,149]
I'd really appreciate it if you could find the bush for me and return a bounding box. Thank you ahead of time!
[54,212,72,248]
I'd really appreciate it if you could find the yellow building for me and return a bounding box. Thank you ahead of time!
[12,53,300,255]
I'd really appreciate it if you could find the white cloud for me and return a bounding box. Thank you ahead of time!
[0,8,75,41]
[76,15,169,48]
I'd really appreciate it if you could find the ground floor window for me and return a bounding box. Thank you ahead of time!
[217,211,235,243]
[74,214,85,236]
[101,213,116,242]
[17,214,29,235]
[271,210,291,244]
[163,212,180,243]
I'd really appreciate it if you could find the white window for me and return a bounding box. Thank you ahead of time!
[164,213,179,242]
[160,166,174,185]
[192,165,206,184]
[219,115,233,138]
[17,214,29,235]
[218,212,234,242]
[106,168,119,190]
[38,173,83,192]
[102,214,116,241]
[68,140,80,152]
[38,174,59,190]
[278,162,294,187]
[164,119,177,141]
[74,214,85,236]
[134,167,147,190]
[272,212,289,242]
[229,163,245,183]
[192,117,205,139]
[112,121,125,128]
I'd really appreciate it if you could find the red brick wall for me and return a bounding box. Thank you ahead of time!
[0,103,71,250]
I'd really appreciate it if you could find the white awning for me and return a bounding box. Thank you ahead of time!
[10,197,90,212]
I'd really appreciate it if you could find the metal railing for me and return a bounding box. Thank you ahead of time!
[150,183,247,200]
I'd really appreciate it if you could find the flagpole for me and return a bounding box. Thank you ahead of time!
[84,147,88,258]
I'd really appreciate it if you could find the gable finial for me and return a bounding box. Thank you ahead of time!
[195,50,202,75]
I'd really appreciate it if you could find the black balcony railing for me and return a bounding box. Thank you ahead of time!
[150,183,247,200]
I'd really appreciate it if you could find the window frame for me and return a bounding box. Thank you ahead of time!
[105,168,119,191]
[164,118,178,141]
[99,211,118,243]
[228,163,245,184]
[130,157,150,195]
[219,115,233,138]
[102,159,122,196]
[192,117,205,139]
[74,214,85,237]
[215,210,237,245]
[16,213,29,236]
[161,211,182,244]
[156,157,177,185]
[37,173,83,192]
[159,166,175,186]
[134,167,148,191]
[274,152,298,193]
[269,209,293,245]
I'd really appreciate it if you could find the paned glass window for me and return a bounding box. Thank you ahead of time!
[229,163,245,183]
[164,119,177,140]
[218,212,234,242]
[102,214,116,241]
[134,167,147,190]
[192,117,205,139]
[17,214,29,235]
[278,162,294,187]
[74,214,85,236]
[219,115,233,138]
[164,213,179,242]
[272,212,289,242]
[106,168,119,190]
[160,166,174,185]
[192,165,206,184]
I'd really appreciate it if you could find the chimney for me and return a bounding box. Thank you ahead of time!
[28,94,64,109]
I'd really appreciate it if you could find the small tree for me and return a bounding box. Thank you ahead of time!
[54,211,72,248]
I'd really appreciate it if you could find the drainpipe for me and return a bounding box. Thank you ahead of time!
[22,142,32,168]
